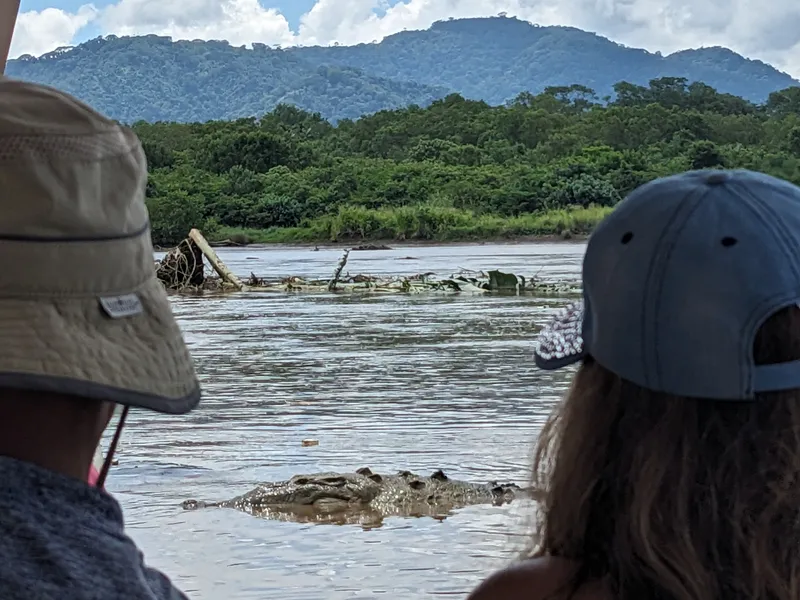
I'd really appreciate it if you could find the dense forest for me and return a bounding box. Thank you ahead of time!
[7,16,798,123]
[6,37,448,124]
[134,77,800,246]
[290,17,799,106]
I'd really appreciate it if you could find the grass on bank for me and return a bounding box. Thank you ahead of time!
[206,204,613,245]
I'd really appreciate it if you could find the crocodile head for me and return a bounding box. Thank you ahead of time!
[227,470,383,510]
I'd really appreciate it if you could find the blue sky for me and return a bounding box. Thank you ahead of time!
[10,0,800,78]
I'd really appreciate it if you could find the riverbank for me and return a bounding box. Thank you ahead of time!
[201,205,609,247]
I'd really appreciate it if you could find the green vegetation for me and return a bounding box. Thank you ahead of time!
[8,37,448,124]
[134,77,800,246]
[7,17,797,124]
[291,16,798,107]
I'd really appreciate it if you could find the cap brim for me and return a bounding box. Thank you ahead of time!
[534,301,587,370]
[0,277,200,414]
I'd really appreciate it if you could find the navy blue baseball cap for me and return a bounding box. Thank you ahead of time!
[533,169,800,400]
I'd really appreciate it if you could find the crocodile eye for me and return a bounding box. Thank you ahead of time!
[295,478,309,485]
[408,480,426,490]
[368,474,383,483]
[322,476,347,486]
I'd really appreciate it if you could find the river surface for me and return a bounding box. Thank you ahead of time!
[105,241,586,599]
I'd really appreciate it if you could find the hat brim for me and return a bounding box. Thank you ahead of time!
[0,277,199,414]
[534,301,587,370]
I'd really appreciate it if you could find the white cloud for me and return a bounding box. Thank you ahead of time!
[297,0,532,46]
[100,0,295,47]
[9,5,98,57]
[6,0,800,78]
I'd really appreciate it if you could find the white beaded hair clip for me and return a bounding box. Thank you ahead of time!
[534,302,585,368]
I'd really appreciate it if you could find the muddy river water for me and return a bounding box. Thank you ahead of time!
[104,241,586,599]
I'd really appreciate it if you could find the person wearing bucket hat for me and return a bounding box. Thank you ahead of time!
[0,78,199,598]
[469,169,800,600]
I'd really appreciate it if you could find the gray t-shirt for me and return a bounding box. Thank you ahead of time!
[0,456,189,599]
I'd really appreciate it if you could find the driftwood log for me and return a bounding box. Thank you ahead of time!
[328,248,350,292]
[188,228,244,290]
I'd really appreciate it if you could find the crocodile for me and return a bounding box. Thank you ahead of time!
[181,467,541,528]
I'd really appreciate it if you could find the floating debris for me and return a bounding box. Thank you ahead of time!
[155,229,582,297]
[328,248,350,292]
[351,243,392,251]
[301,439,320,447]
[156,228,243,291]
[155,238,205,289]
[208,239,246,248]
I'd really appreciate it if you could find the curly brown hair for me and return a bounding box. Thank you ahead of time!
[527,304,800,599]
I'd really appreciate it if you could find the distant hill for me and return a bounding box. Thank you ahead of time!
[291,17,799,105]
[6,16,798,123]
[5,35,449,123]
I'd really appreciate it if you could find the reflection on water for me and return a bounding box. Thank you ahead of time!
[107,241,585,599]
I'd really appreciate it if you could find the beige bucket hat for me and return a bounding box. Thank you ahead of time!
[0,77,200,414]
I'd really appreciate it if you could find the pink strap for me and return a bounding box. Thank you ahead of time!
[88,464,101,487]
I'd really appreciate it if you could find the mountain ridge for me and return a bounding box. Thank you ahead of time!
[288,17,798,105]
[6,16,798,123]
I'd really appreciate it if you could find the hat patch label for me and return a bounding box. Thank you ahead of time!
[99,294,144,319]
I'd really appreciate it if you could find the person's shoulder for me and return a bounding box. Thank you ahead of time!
[138,553,192,599]
[466,557,611,600]
[143,568,191,600]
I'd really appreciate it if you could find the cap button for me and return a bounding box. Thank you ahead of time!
[704,171,730,185]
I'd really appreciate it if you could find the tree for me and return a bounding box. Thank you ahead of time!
[126,77,800,243]
[689,141,726,170]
